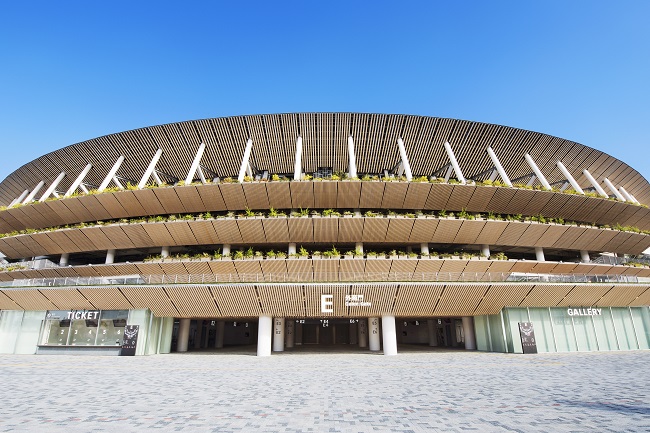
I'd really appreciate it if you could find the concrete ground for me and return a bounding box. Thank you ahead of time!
[0,347,648,432]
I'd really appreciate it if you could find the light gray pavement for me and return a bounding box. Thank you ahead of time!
[0,348,648,432]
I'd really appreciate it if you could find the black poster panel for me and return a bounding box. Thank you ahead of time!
[518,322,537,354]
[120,325,139,356]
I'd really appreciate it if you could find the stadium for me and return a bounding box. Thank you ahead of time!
[0,113,648,356]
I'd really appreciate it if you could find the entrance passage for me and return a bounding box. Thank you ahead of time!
[172,319,258,353]
[398,317,477,350]
[298,319,355,345]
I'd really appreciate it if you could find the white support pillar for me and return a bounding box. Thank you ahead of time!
[420,243,430,256]
[185,143,206,185]
[288,243,297,256]
[603,178,626,201]
[556,161,584,194]
[462,317,476,350]
[358,318,368,348]
[524,154,552,190]
[396,138,413,181]
[293,136,303,181]
[619,187,638,204]
[582,169,608,198]
[22,181,45,204]
[38,172,66,202]
[65,164,93,197]
[238,139,253,183]
[580,250,590,263]
[222,244,231,257]
[347,136,357,179]
[535,247,545,262]
[105,249,116,264]
[138,149,163,189]
[98,156,125,192]
[177,319,190,352]
[9,190,29,208]
[381,315,397,356]
[443,141,466,184]
[215,321,225,348]
[273,317,285,352]
[285,320,295,349]
[355,242,364,255]
[427,319,438,347]
[59,253,69,267]
[481,245,490,258]
[194,320,203,349]
[486,147,513,187]
[161,246,170,258]
[257,315,272,356]
[368,317,380,351]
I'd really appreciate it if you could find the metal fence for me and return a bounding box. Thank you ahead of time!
[1,272,648,289]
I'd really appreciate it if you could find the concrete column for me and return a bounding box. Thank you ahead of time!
[59,253,69,267]
[462,316,476,350]
[368,317,381,351]
[481,245,490,258]
[427,319,438,346]
[257,315,273,356]
[222,244,231,257]
[273,317,285,352]
[161,246,170,258]
[215,321,225,348]
[105,249,116,264]
[420,243,430,255]
[177,318,191,352]
[535,247,545,262]
[355,242,364,255]
[349,321,358,345]
[358,318,368,348]
[580,250,590,263]
[288,243,297,256]
[381,315,398,356]
[194,320,203,349]
[285,320,295,349]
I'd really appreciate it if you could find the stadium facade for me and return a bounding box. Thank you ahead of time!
[0,113,648,356]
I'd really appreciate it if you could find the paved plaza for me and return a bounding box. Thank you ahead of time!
[0,348,648,432]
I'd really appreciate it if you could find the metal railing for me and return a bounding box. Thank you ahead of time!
[1,272,648,289]
[592,254,650,267]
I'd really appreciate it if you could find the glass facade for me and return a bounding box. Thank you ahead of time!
[476,307,650,353]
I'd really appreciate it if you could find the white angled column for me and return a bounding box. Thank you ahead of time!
[185,143,206,185]
[105,249,116,264]
[396,138,413,181]
[9,190,29,208]
[524,154,552,190]
[580,250,590,263]
[603,178,625,201]
[535,247,545,262]
[65,164,93,197]
[138,149,163,189]
[619,187,638,203]
[355,242,364,255]
[381,315,397,356]
[358,318,368,348]
[368,317,380,351]
[582,169,608,198]
[238,138,253,183]
[348,135,357,179]
[39,172,66,202]
[444,141,466,184]
[462,317,476,350]
[177,319,191,352]
[257,315,273,356]
[22,181,45,204]
[59,253,69,267]
[285,320,295,349]
[215,321,225,348]
[288,243,297,256]
[294,136,303,181]
[481,245,490,258]
[161,246,170,258]
[273,317,285,352]
[427,319,438,347]
[486,147,513,187]
[98,156,125,192]
[556,161,584,194]
[420,243,429,255]
[222,244,231,257]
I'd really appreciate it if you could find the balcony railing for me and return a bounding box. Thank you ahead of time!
[1,272,648,289]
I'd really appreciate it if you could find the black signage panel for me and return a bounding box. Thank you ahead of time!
[120,325,139,356]
[518,322,537,354]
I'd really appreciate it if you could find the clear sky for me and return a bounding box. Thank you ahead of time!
[1,1,649,183]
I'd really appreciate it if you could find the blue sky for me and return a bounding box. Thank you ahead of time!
[1,1,649,182]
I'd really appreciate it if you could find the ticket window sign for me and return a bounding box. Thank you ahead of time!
[41,310,128,347]
[518,322,538,354]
